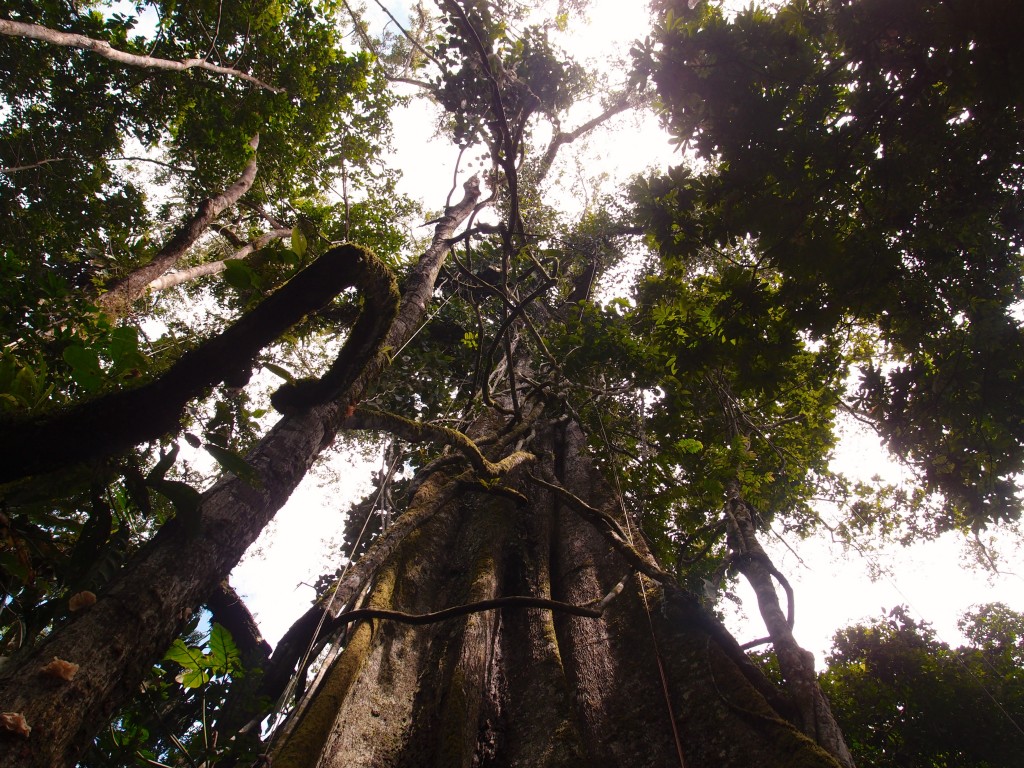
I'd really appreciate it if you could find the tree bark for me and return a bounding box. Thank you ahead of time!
[205,580,273,670]
[724,480,855,768]
[0,179,482,768]
[266,420,841,768]
[96,135,261,317]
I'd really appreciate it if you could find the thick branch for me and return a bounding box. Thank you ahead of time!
[146,228,291,292]
[0,19,284,93]
[0,244,396,483]
[97,135,261,316]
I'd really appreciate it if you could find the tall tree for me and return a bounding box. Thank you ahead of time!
[1,0,1022,766]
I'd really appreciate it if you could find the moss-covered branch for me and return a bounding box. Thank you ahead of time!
[0,245,398,483]
[346,406,534,479]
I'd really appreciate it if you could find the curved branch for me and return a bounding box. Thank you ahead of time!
[0,176,482,768]
[0,19,285,93]
[329,594,601,631]
[527,471,672,584]
[0,245,397,483]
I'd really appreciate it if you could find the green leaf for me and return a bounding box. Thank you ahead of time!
[208,623,242,675]
[263,362,295,382]
[222,259,258,290]
[62,345,103,392]
[164,638,205,669]
[177,666,211,689]
[147,478,202,532]
[108,326,140,360]
[676,438,704,454]
[291,225,308,258]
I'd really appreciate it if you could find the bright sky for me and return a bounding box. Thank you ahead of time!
[231,0,1024,672]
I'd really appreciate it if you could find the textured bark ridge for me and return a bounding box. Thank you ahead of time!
[270,421,840,768]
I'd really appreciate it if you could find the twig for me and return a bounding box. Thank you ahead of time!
[369,0,443,69]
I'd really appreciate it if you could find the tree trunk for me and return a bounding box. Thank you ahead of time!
[725,480,855,768]
[268,420,840,768]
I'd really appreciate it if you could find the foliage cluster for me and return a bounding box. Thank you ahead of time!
[822,604,1024,768]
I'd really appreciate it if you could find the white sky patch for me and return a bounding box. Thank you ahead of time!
[232,448,379,644]
[724,415,1024,665]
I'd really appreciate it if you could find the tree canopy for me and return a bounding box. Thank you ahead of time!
[0,0,1022,766]
[634,0,1024,532]
[821,604,1024,767]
